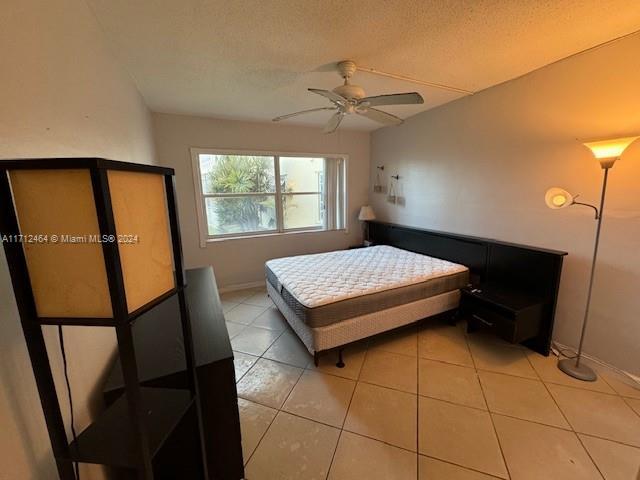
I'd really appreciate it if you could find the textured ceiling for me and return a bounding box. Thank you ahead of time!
[86,0,640,131]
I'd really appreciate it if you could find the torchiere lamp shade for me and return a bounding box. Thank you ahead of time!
[583,136,639,159]
[7,165,175,319]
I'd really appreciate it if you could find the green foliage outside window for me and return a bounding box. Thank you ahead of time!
[203,155,274,232]
[203,155,297,233]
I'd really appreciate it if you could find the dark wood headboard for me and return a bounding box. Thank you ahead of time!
[368,221,568,354]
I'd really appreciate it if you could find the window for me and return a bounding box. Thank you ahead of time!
[191,149,346,243]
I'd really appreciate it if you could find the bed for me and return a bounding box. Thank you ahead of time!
[265,245,469,365]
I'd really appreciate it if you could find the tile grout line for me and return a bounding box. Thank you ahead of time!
[229,296,640,478]
[236,311,638,436]
[525,353,575,428]
[524,351,607,480]
[237,374,640,455]
[622,397,640,420]
[327,345,365,480]
[465,328,512,480]
[232,300,284,383]
[418,453,508,480]
[575,435,607,480]
[240,401,279,468]
[597,368,640,400]
[341,425,418,454]
[474,359,621,396]
[241,331,307,471]
[529,355,640,446]
[324,430,343,480]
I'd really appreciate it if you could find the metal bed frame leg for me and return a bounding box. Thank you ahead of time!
[447,308,459,326]
[335,349,345,369]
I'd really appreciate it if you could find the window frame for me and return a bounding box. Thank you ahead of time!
[190,148,348,246]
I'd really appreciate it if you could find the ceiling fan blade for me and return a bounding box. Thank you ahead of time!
[308,88,346,104]
[359,92,424,107]
[273,107,336,122]
[323,112,344,134]
[358,107,403,126]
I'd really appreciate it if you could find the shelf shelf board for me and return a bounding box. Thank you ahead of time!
[65,387,193,468]
[36,286,183,327]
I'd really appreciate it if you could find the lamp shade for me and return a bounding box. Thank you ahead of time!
[545,187,573,209]
[3,159,176,321]
[358,205,376,221]
[583,136,639,168]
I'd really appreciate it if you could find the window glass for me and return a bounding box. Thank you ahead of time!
[200,155,275,194]
[279,157,324,193]
[194,152,344,239]
[205,196,276,235]
[282,194,324,230]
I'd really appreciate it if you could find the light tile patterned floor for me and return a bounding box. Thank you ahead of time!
[222,287,640,480]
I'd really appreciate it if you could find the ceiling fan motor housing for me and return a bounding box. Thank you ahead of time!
[332,83,366,101]
[334,60,365,100]
[337,60,357,78]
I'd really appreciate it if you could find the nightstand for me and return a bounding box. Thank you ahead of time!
[460,284,549,345]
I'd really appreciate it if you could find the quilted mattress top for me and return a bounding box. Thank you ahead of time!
[265,245,468,308]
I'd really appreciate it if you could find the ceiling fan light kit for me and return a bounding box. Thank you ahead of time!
[273,60,426,133]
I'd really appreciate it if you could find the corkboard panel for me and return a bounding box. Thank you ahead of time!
[9,169,113,318]
[107,170,175,313]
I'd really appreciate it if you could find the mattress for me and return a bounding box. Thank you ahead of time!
[265,245,469,328]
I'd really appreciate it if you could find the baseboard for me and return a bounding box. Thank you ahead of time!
[218,280,264,294]
[551,340,640,386]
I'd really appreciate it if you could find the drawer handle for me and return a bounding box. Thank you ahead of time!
[472,314,494,327]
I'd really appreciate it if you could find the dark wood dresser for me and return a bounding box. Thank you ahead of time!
[103,267,244,479]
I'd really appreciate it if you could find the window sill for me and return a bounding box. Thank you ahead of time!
[201,228,348,246]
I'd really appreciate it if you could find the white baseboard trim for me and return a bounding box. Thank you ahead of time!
[551,340,640,386]
[218,280,264,294]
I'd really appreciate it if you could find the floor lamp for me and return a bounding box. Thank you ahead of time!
[545,135,638,381]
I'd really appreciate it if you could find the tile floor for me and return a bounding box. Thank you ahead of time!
[222,287,640,480]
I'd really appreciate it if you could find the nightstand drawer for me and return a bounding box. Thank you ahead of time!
[460,291,544,344]
[463,299,518,342]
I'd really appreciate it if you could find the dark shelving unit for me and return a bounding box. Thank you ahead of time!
[67,387,193,468]
[0,158,209,480]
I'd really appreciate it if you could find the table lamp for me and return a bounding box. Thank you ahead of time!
[358,205,376,246]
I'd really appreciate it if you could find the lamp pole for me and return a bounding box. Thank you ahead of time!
[558,166,609,381]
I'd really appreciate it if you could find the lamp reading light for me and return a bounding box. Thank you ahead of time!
[544,187,573,209]
[583,136,639,169]
[552,195,567,207]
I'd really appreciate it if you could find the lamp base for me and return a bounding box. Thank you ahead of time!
[558,358,597,382]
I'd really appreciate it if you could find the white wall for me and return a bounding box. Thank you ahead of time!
[153,113,370,287]
[370,33,640,374]
[0,1,156,478]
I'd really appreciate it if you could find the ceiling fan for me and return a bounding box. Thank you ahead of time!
[272,60,424,133]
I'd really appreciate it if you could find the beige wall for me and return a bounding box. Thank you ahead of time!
[0,1,155,479]
[370,33,640,374]
[153,113,370,287]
